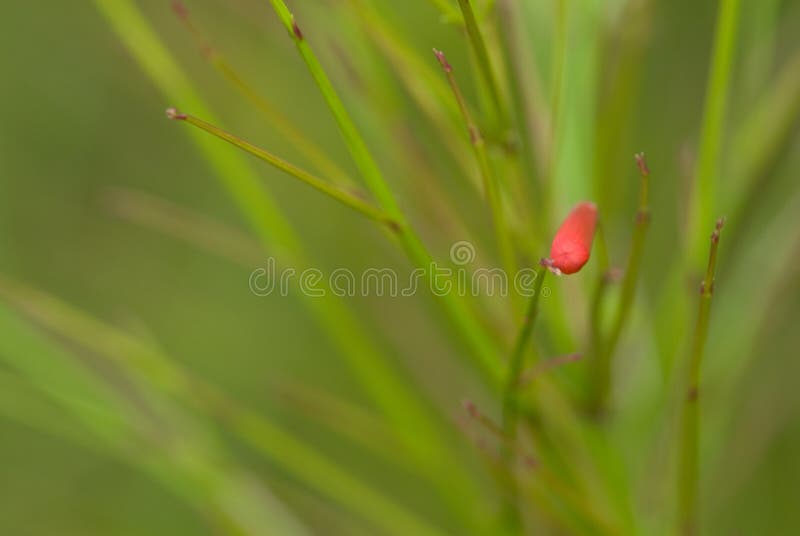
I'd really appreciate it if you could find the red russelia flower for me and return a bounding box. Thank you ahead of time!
[549,201,598,275]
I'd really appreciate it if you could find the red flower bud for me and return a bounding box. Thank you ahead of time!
[549,201,598,275]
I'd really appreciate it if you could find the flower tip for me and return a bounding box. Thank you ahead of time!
[291,17,304,40]
[540,258,562,275]
[548,201,598,275]
[433,48,451,72]
[165,107,186,120]
[634,152,650,176]
[711,216,726,243]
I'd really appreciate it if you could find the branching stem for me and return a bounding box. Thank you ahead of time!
[166,109,398,230]
[265,0,505,387]
[434,49,517,285]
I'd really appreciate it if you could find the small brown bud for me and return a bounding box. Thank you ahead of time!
[291,18,304,40]
[634,152,650,176]
[432,49,452,72]
[165,107,187,120]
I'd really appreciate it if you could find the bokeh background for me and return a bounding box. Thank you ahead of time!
[1,0,799,534]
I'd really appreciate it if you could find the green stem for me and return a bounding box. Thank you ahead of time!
[496,265,546,532]
[167,109,398,229]
[503,265,547,434]
[434,49,517,286]
[679,218,724,536]
[266,3,401,216]
[587,220,614,381]
[496,0,547,250]
[266,1,504,385]
[589,153,651,415]
[172,1,355,188]
[94,1,488,529]
[455,0,507,128]
[727,48,800,227]
[689,0,741,265]
[350,0,476,187]
[550,0,567,149]
[0,276,447,536]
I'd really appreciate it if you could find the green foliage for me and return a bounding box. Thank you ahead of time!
[1,0,800,534]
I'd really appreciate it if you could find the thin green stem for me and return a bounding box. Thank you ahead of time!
[455,0,507,128]
[434,49,517,285]
[497,264,547,531]
[727,48,800,227]
[266,3,401,216]
[172,0,355,188]
[350,0,476,188]
[0,276,448,536]
[588,153,651,415]
[689,0,741,265]
[679,218,725,535]
[265,1,504,386]
[93,2,488,529]
[166,109,397,229]
[587,220,616,383]
[496,0,547,251]
[503,265,547,434]
[550,0,567,147]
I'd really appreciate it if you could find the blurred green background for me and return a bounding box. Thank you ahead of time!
[1,0,799,534]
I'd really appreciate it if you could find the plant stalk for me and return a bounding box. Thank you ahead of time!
[503,265,548,434]
[266,1,505,385]
[588,153,651,415]
[678,218,725,535]
[689,0,741,265]
[434,49,517,286]
[455,0,507,129]
[497,264,546,532]
[172,0,355,188]
[166,109,397,229]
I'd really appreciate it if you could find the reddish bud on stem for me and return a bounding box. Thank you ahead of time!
[165,107,187,121]
[291,17,304,40]
[432,48,452,73]
[548,201,598,275]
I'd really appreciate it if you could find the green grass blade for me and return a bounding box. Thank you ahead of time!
[688,0,741,266]
[588,154,652,414]
[91,1,489,527]
[166,108,398,229]
[455,0,507,128]
[0,299,309,536]
[0,276,448,536]
[434,49,517,285]
[263,0,505,386]
[678,219,725,535]
[172,0,356,189]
